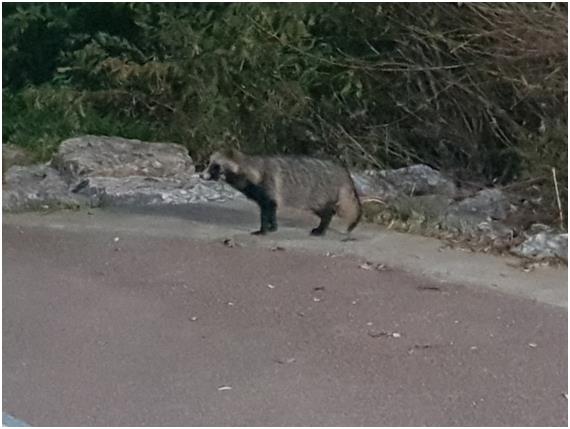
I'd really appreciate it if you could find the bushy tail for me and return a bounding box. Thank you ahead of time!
[338,183,362,232]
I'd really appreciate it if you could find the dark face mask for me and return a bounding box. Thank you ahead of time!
[200,162,222,181]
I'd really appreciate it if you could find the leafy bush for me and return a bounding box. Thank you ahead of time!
[3,3,567,222]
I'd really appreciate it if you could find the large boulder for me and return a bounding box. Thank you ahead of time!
[445,188,510,221]
[511,230,568,261]
[377,164,457,197]
[442,189,511,232]
[352,164,456,201]
[72,175,244,207]
[52,135,195,182]
[3,164,81,212]
[440,189,512,235]
[351,172,399,200]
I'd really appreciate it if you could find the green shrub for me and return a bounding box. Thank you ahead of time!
[2,3,567,223]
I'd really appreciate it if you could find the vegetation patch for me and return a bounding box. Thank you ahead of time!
[3,3,567,228]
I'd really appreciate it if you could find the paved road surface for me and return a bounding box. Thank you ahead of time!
[2,205,568,426]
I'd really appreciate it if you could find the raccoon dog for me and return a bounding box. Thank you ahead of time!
[200,149,362,236]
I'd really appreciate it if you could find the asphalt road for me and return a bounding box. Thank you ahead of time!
[2,215,567,426]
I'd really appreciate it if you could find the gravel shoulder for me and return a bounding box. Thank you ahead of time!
[3,199,567,308]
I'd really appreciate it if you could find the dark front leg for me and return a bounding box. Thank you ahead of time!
[253,200,278,235]
[311,205,335,236]
[240,182,278,235]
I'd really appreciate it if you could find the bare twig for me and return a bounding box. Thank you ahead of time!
[551,167,564,230]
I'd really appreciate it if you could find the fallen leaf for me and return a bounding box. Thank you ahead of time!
[368,330,390,338]
[359,262,373,270]
[528,342,537,348]
[274,357,296,364]
[218,386,232,391]
[368,330,402,339]
[313,286,325,291]
[271,246,285,251]
[267,284,275,289]
[223,238,237,248]
[408,344,434,354]
[417,285,441,291]
[375,263,388,271]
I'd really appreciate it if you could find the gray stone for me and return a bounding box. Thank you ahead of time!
[3,164,81,212]
[52,135,194,182]
[445,189,510,221]
[377,164,456,197]
[352,164,455,201]
[73,175,244,207]
[439,212,513,237]
[2,145,34,174]
[438,189,513,237]
[511,231,568,261]
[351,172,399,200]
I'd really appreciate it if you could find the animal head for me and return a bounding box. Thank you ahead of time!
[199,149,243,181]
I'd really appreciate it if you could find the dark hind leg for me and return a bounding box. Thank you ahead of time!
[311,205,336,236]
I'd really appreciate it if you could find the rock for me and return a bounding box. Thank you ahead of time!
[3,164,81,212]
[377,164,456,197]
[351,164,455,200]
[432,189,512,236]
[351,172,399,200]
[2,145,34,174]
[73,175,244,207]
[52,135,195,182]
[511,231,568,261]
[446,189,510,220]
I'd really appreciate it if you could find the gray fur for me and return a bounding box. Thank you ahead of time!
[201,149,362,235]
